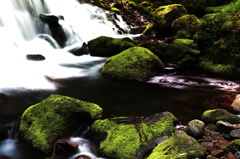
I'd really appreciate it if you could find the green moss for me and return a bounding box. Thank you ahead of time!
[171,14,201,34]
[221,139,240,153]
[153,4,188,35]
[91,112,177,159]
[147,130,206,159]
[19,94,103,153]
[202,109,240,124]
[102,46,164,81]
[195,2,240,77]
[88,36,135,57]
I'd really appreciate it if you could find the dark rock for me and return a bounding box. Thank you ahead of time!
[205,123,218,132]
[39,14,67,47]
[216,120,235,133]
[68,42,89,56]
[54,139,79,157]
[26,54,45,61]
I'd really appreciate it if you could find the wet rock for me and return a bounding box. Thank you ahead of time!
[210,149,225,157]
[87,36,135,57]
[205,123,218,132]
[230,129,240,139]
[147,130,206,159]
[39,14,67,47]
[26,54,45,61]
[91,112,178,159]
[202,109,240,124]
[230,94,240,113]
[75,155,91,159]
[54,139,79,157]
[186,119,205,138]
[102,46,164,81]
[68,42,89,56]
[153,4,188,36]
[19,94,103,153]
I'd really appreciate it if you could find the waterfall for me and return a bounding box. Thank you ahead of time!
[0,0,134,91]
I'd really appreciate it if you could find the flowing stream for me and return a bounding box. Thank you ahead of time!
[0,0,239,159]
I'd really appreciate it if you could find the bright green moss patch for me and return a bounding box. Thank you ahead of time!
[102,46,164,81]
[91,112,178,159]
[147,130,206,159]
[202,109,240,124]
[19,94,103,153]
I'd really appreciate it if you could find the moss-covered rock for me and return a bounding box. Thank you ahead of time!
[171,14,201,34]
[202,109,240,124]
[101,46,164,81]
[153,4,188,36]
[19,94,103,153]
[147,130,206,159]
[221,139,240,153]
[195,2,240,77]
[87,36,135,57]
[91,112,178,159]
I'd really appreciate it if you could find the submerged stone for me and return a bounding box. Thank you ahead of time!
[26,54,45,61]
[19,94,103,153]
[202,109,240,124]
[91,112,178,159]
[147,130,206,159]
[101,46,164,81]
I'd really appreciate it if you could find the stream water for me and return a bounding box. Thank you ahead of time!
[0,0,239,159]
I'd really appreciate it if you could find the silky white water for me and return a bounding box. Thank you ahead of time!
[0,0,132,91]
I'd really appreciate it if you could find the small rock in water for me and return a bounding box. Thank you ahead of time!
[230,129,240,138]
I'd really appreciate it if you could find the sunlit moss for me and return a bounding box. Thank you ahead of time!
[19,94,103,153]
[91,112,178,159]
[202,109,240,124]
[102,46,164,81]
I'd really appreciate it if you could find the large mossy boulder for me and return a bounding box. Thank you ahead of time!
[91,112,178,159]
[153,4,188,36]
[147,130,206,159]
[222,139,240,154]
[19,94,103,153]
[171,14,201,34]
[101,46,164,81]
[87,36,135,57]
[202,109,240,124]
[195,2,240,77]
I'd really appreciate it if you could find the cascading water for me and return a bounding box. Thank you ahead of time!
[0,0,133,91]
